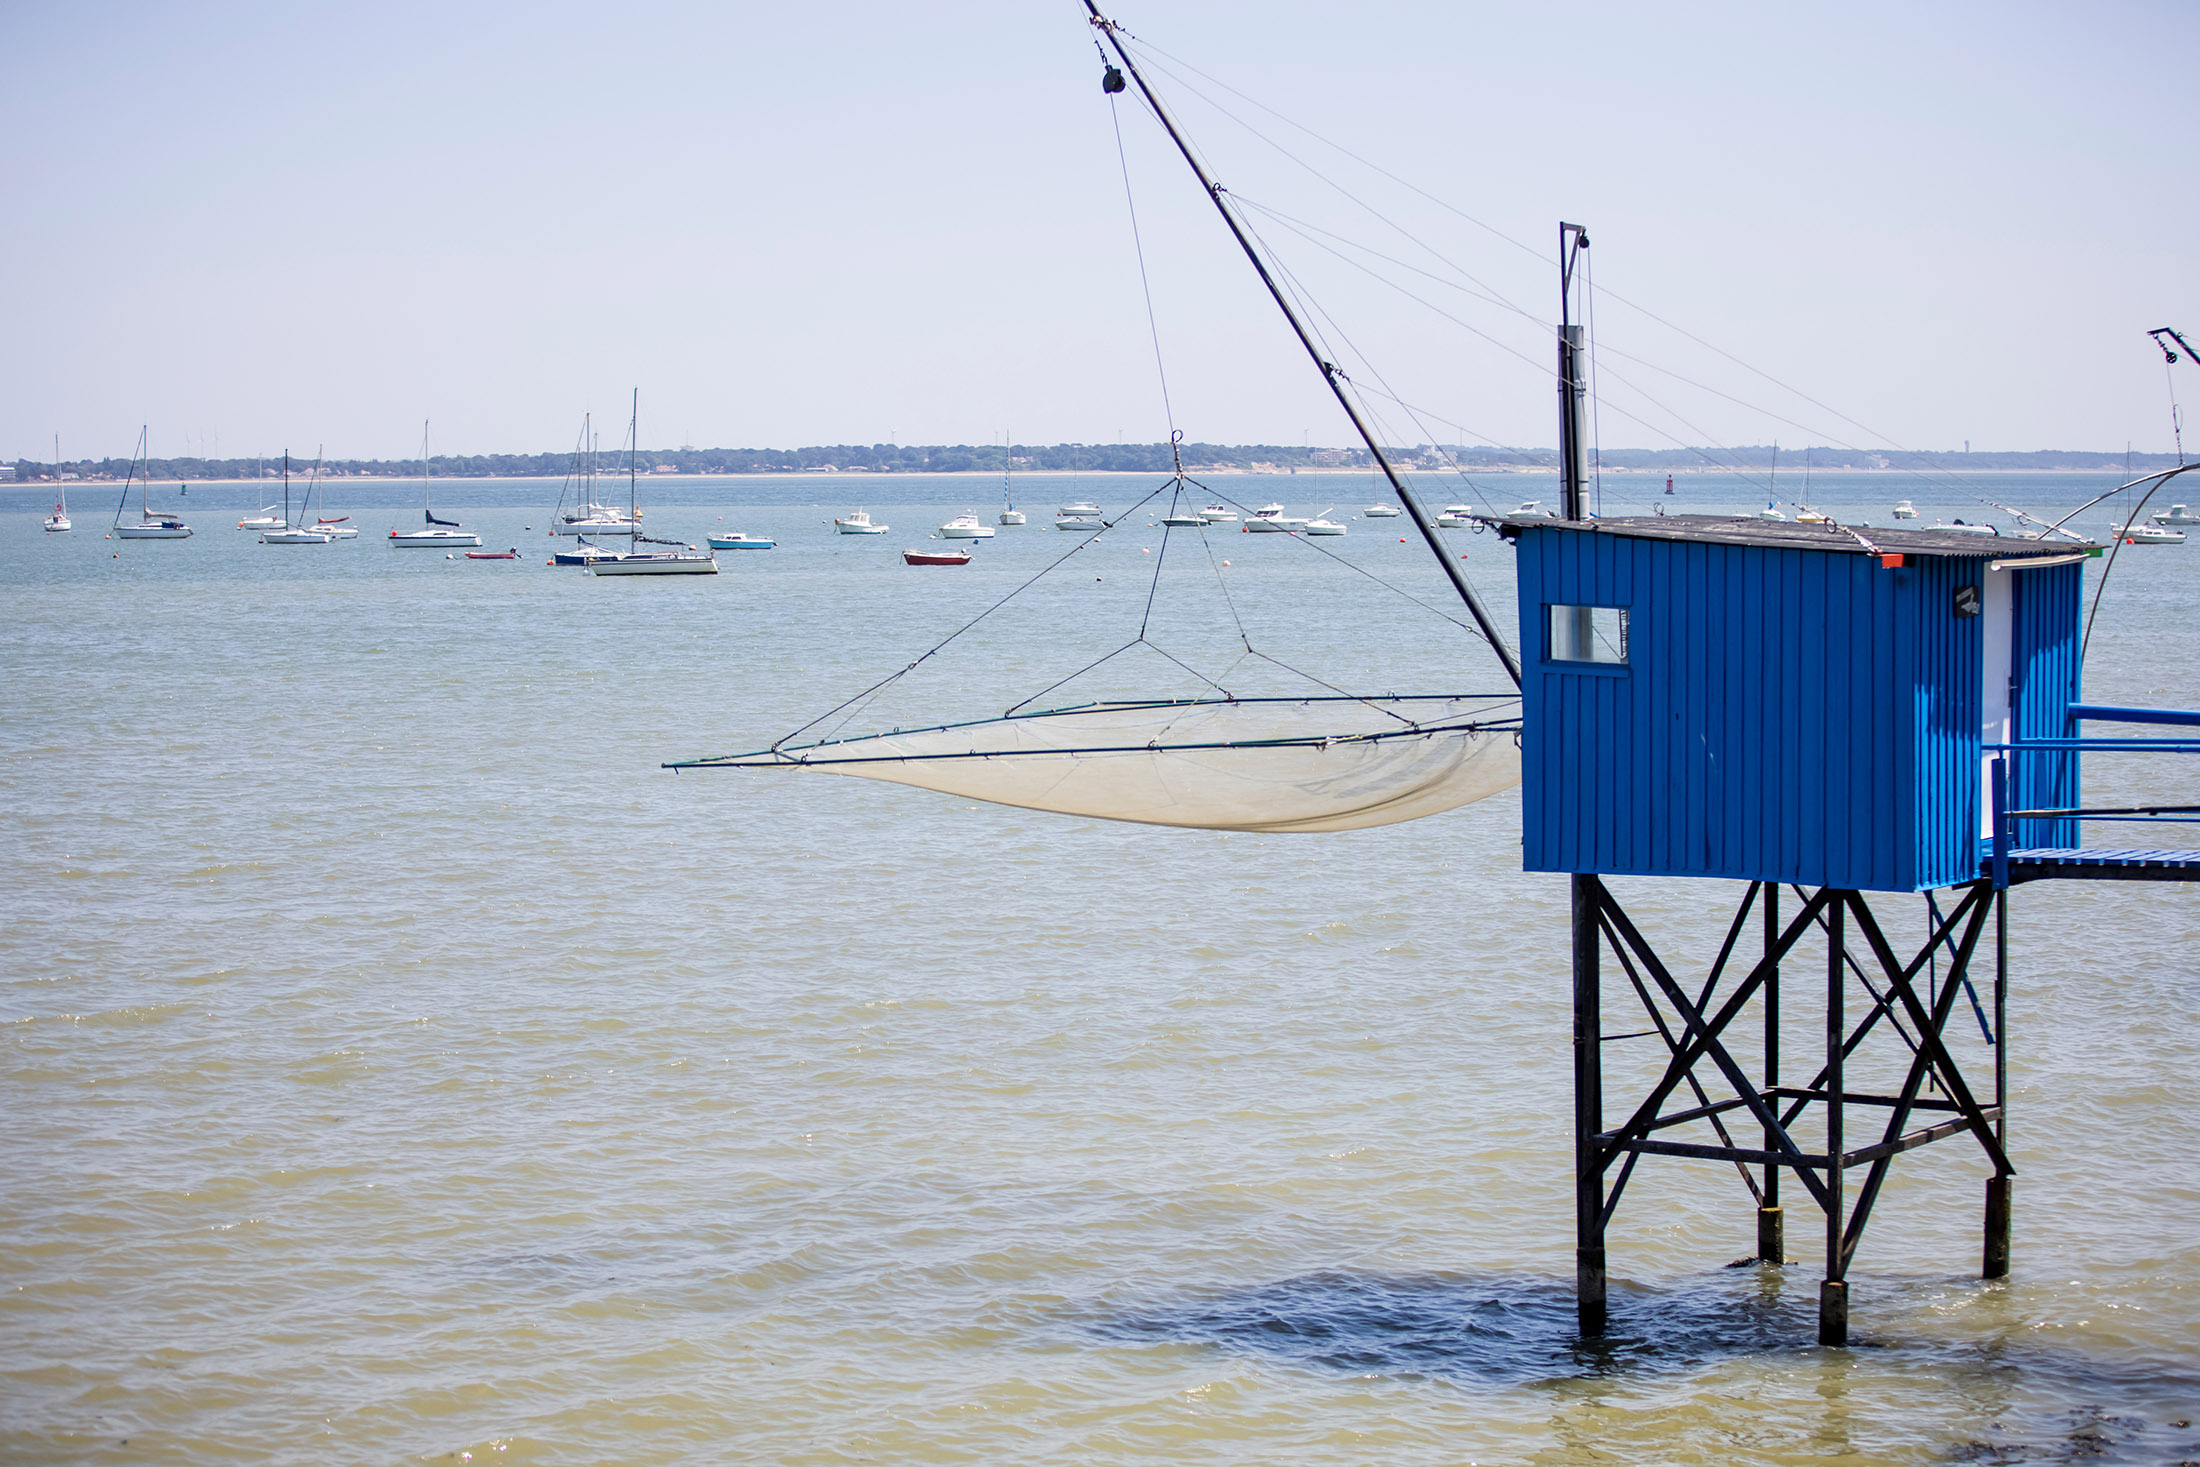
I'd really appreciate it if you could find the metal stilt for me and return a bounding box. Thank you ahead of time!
[1573,873,1607,1335]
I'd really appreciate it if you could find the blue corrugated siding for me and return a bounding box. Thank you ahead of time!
[1517,527,1991,891]
[2010,561,2083,848]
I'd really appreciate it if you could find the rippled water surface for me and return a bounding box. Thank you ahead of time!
[4,472,2197,1464]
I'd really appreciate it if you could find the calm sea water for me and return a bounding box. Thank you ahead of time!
[4,470,2198,1464]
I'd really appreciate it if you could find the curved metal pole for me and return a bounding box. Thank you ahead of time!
[2081,460,2200,669]
[1085,5,1521,689]
[2038,462,2199,538]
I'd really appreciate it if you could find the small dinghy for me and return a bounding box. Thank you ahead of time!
[707,533,775,549]
[466,549,519,559]
[904,547,973,565]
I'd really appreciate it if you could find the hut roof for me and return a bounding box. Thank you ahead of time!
[1496,513,2095,560]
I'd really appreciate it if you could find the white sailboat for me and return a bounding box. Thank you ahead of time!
[261,452,331,544]
[999,432,1026,525]
[549,415,641,535]
[306,453,359,539]
[389,422,480,547]
[588,390,717,576]
[110,428,192,538]
[43,435,69,532]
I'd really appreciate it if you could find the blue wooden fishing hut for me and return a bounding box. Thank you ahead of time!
[1498,511,2199,1345]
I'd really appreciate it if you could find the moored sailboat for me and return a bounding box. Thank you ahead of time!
[390,422,481,547]
[585,390,717,576]
[110,428,192,539]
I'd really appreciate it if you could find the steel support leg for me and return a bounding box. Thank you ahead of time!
[1759,882,1784,1265]
[1985,888,2012,1279]
[1573,873,1607,1336]
[1820,894,1849,1347]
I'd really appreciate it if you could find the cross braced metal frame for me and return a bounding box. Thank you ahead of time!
[1571,874,2011,1346]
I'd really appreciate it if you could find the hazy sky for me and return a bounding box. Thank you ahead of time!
[6,1,2195,463]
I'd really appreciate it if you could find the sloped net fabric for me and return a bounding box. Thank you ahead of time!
[674,695,1520,833]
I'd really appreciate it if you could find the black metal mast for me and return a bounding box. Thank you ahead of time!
[1557,223,1590,521]
[1085,5,1521,690]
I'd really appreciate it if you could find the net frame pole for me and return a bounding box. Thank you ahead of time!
[1084,4,1521,689]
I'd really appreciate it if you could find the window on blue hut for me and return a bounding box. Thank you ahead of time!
[1548,604,1629,665]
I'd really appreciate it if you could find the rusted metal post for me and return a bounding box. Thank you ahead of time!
[1573,873,1607,1335]
[1819,893,1849,1346]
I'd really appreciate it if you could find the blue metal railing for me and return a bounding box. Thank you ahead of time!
[1985,704,2200,888]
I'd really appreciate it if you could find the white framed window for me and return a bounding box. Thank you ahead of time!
[1548,604,1629,665]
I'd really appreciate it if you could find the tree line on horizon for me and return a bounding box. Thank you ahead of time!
[9,442,2183,481]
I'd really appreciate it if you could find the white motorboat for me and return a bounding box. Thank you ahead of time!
[939,514,996,540]
[1512,500,1554,518]
[1243,503,1307,533]
[1932,520,1997,535]
[2152,504,2198,526]
[835,508,888,534]
[109,429,192,537]
[1057,516,1104,532]
[1364,503,1400,517]
[1891,500,1919,519]
[1160,512,1207,527]
[1436,505,1476,528]
[1060,500,1103,517]
[391,421,480,546]
[1303,516,1347,536]
[588,547,719,575]
[2116,522,2186,545]
[1198,504,1238,522]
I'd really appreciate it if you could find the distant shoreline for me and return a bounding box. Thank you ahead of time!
[8,444,2182,484]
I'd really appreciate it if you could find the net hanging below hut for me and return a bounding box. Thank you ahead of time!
[671,694,1521,833]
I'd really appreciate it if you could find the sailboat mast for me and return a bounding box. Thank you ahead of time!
[1085,8,1520,688]
[113,427,145,528]
[283,450,291,528]
[422,420,431,520]
[628,387,639,522]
